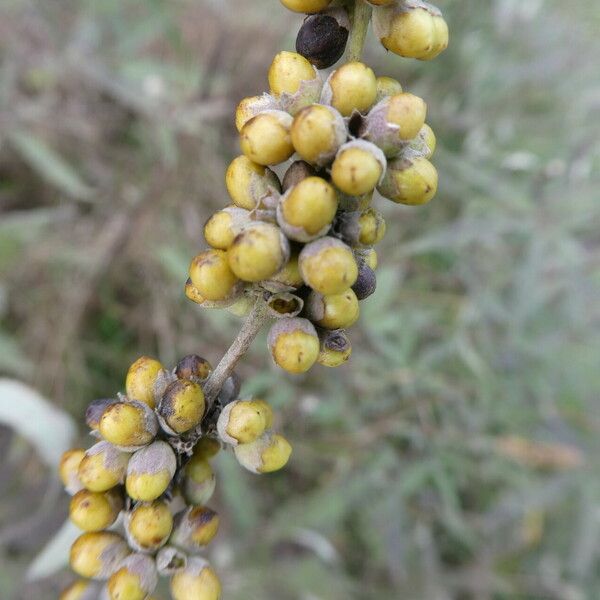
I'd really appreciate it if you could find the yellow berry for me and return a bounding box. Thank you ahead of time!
[125,356,163,409]
[374,5,449,60]
[217,399,273,445]
[290,104,346,166]
[183,456,216,505]
[78,442,130,493]
[69,488,123,532]
[338,208,387,247]
[99,400,158,449]
[375,75,403,102]
[409,123,436,158]
[278,176,338,242]
[170,558,222,600]
[107,554,158,600]
[331,141,385,196]
[225,155,280,210]
[192,437,221,461]
[269,51,318,97]
[228,222,289,282]
[240,110,294,166]
[126,441,176,502]
[70,531,129,580]
[204,206,248,250]
[318,329,352,367]
[267,317,320,374]
[158,379,205,434]
[306,289,360,329]
[323,61,377,116]
[59,580,99,600]
[384,92,427,141]
[299,236,358,295]
[127,501,173,552]
[171,506,220,551]
[378,156,438,205]
[60,448,86,495]
[364,248,378,270]
[269,250,304,288]
[235,94,278,132]
[234,432,292,474]
[189,249,241,302]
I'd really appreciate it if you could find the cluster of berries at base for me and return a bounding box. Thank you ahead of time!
[58,354,291,600]
[187,1,447,377]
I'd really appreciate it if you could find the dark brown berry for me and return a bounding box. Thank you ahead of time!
[296,12,350,69]
[352,262,377,300]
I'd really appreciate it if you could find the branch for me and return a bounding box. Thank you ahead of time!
[203,295,270,406]
[345,0,373,63]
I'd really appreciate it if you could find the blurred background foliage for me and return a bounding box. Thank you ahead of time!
[1,0,599,598]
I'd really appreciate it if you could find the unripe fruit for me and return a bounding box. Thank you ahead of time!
[268,317,320,374]
[70,531,130,580]
[99,400,158,450]
[321,61,377,116]
[331,141,386,196]
[291,104,347,167]
[125,356,164,409]
[268,51,318,97]
[78,442,130,493]
[192,437,221,461]
[127,501,173,552]
[204,206,249,250]
[352,261,377,300]
[299,236,358,295]
[170,557,222,600]
[296,9,350,69]
[60,580,100,600]
[234,431,292,474]
[240,110,294,166]
[182,456,216,505]
[373,3,449,61]
[228,222,290,282]
[362,93,427,156]
[269,250,304,288]
[377,155,438,205]
[357,247,378,271]
[375,75,403,102]
[408,123,436,158]
[318,329,352,367]
[217,399,273,445]
[266,291,304,318]
[175,354,213,382]
[126,441,176,502]
[337,208,387,247]
[158,379,205,434]
[235,94,279,132]
[306,289,360,329]
[107,553,158,600]
[189,249,241,302]
[86,399,118,432]
[171,506,220,552]
[277,176,338,242]
[225,155,281,210]
[60,448,86,495]
[69,488,123,532]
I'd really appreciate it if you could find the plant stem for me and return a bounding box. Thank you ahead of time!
[203,295,270,406]
[345,0,373,62]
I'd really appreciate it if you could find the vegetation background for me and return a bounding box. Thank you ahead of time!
[1,1,599,598]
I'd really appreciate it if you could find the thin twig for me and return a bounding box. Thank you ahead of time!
[345,0,373,62]
[202,296,271,406]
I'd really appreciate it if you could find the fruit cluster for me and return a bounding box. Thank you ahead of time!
[59,355,291,600]
[187,0,447,376]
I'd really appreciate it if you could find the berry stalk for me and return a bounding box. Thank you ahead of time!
[202,295,270,405]
[346,0,373,62]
